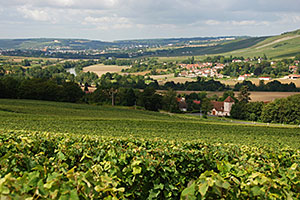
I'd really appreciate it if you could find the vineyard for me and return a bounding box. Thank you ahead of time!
[0,99,300,199]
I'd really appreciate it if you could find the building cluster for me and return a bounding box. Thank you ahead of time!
[237,74,253,81]
[177,96,235,116]
[178,63,225,79]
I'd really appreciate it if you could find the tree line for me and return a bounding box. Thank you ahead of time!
[0,77,84,103]
[234,80,300,92]
[230,86,300,124]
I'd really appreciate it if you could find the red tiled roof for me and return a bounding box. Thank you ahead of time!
[224,96,235,102]
[211,101,224,112]
[193,100,201,104]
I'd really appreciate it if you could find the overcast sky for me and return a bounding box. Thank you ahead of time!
[0,0,300,41]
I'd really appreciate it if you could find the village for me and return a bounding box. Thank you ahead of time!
[177,59,300,80]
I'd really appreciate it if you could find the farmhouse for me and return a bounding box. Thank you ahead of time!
[289,65,298,74]
[177,97,187,112]
[210,96,235,117]
[288,74,300,79]
[259,77,271,80]
[238,74,252,81]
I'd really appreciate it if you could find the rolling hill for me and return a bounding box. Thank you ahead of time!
[0,29,299,59]
[223,29,300,59]
[0,36,245,50]
[0,38,113,50]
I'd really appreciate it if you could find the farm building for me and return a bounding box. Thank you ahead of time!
[259,77,272,80]
[177,97,187,112]
[238,74,252,81]
[210,96,235,117]
[288,74,300,79]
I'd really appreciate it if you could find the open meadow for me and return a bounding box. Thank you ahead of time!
[0,99,299,199]
[83,64,130,77]
[150,73,194,84]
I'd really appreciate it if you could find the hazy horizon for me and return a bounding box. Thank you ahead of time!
[0,0,300,41]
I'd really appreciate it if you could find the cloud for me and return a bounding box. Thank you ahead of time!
[0,0,300,40]
[83,16,130,24]
[17,6,53,22]
[231,20,257,26]
[205,20,221,25]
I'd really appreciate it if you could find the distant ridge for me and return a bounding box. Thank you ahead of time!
[1,29,300,59]
[0,36,247,50]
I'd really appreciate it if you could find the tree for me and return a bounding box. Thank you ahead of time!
[162,89,180,113]
[246,102,264,121]
[261,94,300,124]
[21,59,31,66]
[137,87,162,111]
[238,85,251,103]
[115,88,136,106]
[219,91,236,102]
[60,82,84,103]
[230,102,248,120]
[1,77,22,99]
[84,82,89,92]
[0,66,5,76]
[201,98,213,118]
[263,54,268,60]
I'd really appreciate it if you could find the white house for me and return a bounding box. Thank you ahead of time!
[238,74,252,81]
[289,74,300,79]
[210,96,235,117]
[259,77,271,81]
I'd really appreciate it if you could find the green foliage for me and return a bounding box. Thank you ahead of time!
[230,102,248,120]
[219,91,237,102]
[238,85,251,103]
[162,89,180,113]
[0,78,84,103]
[261,94,300,124]
[0,130,299,199]
[137,87,162,111]
[1,99,300,148]
[0,99,300,199]
[234,80,300,92]
[181,161,300,199]
[246,102,264,121]
[200,98,213,116]
[115,88,136,106]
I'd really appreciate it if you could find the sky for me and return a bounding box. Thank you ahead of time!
[0,0,300,41]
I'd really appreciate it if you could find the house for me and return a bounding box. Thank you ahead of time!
[288,74,300,79]
[289,66,298,74]
[210,96,235,117]
[238,74,252,81]
[193,100,201,105]
[259,77,271,80]
[177,97,187,112]
[232,59,242,63]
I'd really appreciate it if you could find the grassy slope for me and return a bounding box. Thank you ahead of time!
[151,37,268,58]
[221,30,300,59]
[156,30,300,61]
[0,99,299,148]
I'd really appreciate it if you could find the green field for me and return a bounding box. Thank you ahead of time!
[1,99,299,148]
[222,30,300,59]
[0,99,299,199]
[156,30,300,61]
